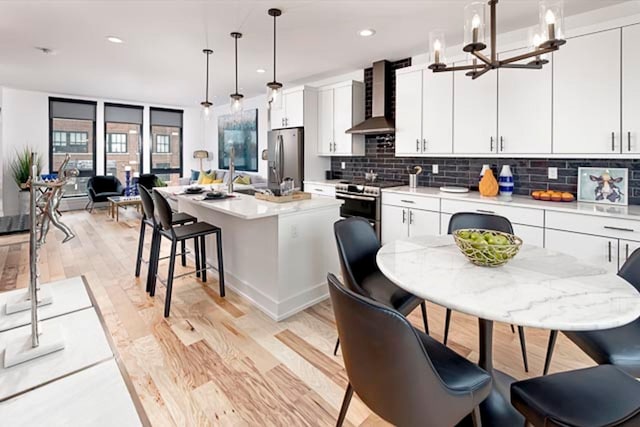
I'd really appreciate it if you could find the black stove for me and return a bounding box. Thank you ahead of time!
[335,180,403,197]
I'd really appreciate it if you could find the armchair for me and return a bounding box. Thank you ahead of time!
[85,176,124,212]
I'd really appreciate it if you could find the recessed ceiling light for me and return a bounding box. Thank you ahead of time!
[256,68,266,73]
[106,36,124,44]
[359,29,376,37]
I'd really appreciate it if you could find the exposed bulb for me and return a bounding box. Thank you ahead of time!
[230,97,243,114]
[532,33,542,48]
[202,105,211,121]
[434,39,442,52]
[545,9,556,24]
[472,14,481,29]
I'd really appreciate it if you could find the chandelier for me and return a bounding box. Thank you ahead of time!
[428,0,566,79]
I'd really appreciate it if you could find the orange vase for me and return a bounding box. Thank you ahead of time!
[479,169,499,197]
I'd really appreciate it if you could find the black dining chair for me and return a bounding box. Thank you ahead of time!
[446,212,557,374]
[511,365,640,427]
[135,185,197,292]
[328,273,491,427]
[333,216,430,356]
[552,247,640,377]
[151,190,225,317]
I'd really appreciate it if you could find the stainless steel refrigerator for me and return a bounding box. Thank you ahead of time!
[267,127,304,191]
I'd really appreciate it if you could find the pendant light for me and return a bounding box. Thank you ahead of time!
[266,8,283,107]
[200,48,213,120]
[230,32,244,114]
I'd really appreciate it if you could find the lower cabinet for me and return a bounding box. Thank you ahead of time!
[545,229,620,274]
[381,204,440,244]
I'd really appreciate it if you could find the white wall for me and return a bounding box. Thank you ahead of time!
[0,86,204,215]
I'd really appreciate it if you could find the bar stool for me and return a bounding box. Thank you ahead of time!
[135,186,198,293]
[151,189,225,317]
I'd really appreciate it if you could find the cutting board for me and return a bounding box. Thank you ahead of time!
[254,191,312,203]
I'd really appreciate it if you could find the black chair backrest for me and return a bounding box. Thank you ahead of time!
[447,212,513,234]
[334,217,380,296]
[152,190,174,233]
[89,175,120,192]
[328,273,475,426]
[138,174,157,190]
[619,247,640,292]
[139,185,155,222]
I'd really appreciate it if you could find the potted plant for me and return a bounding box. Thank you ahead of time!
[9,147,42,214]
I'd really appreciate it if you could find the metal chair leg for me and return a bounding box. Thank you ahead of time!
[420,301,429,335]
[135,220,146,277]
[336,383,353,427]
[518,326,529,373]
[200,235,207,283]
[543,330,559,376]
[164,240,178,318]
[333,338,340,356]
[510,324,516,333]
[444,308,452,345]
[216,230,225,297]
[471,405,483,427]
[194,237,201,278]
[148,229,161,295]
[181,240,186,267]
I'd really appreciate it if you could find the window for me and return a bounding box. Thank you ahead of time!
[150,107,183,186]
[106,133,127,153]
[104,103,143,184]
[155,135,170,153]
[49,98,97,198]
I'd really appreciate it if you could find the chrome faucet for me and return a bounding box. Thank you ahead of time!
[227,146,235,193]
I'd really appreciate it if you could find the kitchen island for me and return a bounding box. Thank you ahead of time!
[157,187,343,320]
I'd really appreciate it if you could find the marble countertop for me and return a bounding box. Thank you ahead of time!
[159,186,343,220]
[382,186,640,221]
[377,235,640,331]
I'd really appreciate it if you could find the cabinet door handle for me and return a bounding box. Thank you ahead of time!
[490,137,494,152]
[402,209,407,224]
[626,243,630,262]
[500,136,504,152]
[401,199,416,204]
[628,131,632,152]
[422,139,427,152]
[416,139,420,152]
[315,188,323,192]
[476,209,495,214]
[608,241,612,263]
[410,210,414,225]
[604,226,635,233]
[611,132,616,151]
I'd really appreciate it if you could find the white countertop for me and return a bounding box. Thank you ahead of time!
[377,235,640,331]
[383,186,640,221]
[160,186,343,220]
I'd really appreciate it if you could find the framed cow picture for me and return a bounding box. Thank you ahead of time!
[577,167,628,206]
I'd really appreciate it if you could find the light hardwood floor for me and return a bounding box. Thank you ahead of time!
[0,208,595,426]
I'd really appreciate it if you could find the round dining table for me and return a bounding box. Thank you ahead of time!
[376,235,640,427]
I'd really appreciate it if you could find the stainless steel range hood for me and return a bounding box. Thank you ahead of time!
[346,60,395,135]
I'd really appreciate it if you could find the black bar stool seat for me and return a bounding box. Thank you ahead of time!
[511,365,640,427]
[171,212,197,226]
[164,222,221,240]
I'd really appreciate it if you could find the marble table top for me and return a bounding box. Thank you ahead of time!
[376,236,640,331]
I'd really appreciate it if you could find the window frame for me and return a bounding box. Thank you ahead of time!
[155,134,170,154]
[48,97,97,183]
[106,133,128,154]
[103,102,144,175]
[149,107,183,178]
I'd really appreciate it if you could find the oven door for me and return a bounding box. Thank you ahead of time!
[336,192,378,221]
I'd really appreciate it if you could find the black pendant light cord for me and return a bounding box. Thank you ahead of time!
[205,52,210,103]
[235,36,239,94]
[272,13,277,82]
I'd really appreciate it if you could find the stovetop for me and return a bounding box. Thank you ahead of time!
[335,180,403,197]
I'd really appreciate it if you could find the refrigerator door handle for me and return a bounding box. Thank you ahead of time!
[278,134,285,184]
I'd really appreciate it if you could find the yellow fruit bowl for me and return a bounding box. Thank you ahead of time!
[453,229,523,267]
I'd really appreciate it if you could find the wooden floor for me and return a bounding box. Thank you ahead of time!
[0,208,595,426]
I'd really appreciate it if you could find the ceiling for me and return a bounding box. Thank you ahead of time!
[0,0,627,107]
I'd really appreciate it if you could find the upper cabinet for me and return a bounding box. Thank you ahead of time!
[553,29,621,155]
[395,68,453,156]
[454,60,498,154]
[623,24,640,154]
[317,81,365,156]
[498,48,552,154]
[271,88,305,129]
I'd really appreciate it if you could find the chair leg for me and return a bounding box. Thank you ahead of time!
[336,383,353,427]
[216,230,225,297]
[164,240,178,318]
[200,235,207,283]
[471,405,482,427]
[194,237,201,278]
[135,221,146,277]
[181,240,186,267]
[148,229,161,295]
[420,301,429,335]
[510,324,515,334]
[518,326,529,373]
[444,308,452,346]
[333,338,340,356]
[543,330,559,376]
[84,200,91,211]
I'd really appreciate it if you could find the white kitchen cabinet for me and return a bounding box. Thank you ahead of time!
[304,182,336,198]
[553,29,621,154]
[316,81,365,156]
[408,209,440,238]
[454,60,498,154]
[498,48,552,155]
[619,239,640,269]
[382,205,410,244]
[512,224,544,248]
[623,24,640,154]
[382,200,440,244]
[395,69,424,155]
[395,68,453,156]
[545,229,619,274]
[271,88,305,129]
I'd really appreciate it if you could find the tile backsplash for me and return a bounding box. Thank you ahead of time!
[330,57,640,205]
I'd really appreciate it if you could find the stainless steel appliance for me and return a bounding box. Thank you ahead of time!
[267,127,304,191]
[335,180,402,240]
